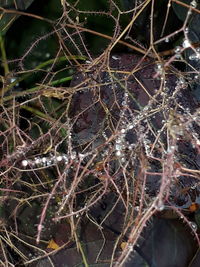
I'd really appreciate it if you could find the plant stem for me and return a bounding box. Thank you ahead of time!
[0,75,73,104]
[77,240,89,267]
[0,34,9,75]
[20,105,55,122]
[0,55,86,95]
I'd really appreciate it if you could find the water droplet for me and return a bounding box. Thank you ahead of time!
[190,221,197,231]
[175,46,181,54]
[157,63,163,69]
[128,244,133,252]
[47,160,53,166]
[79,153,85,160]
[189,53,200,61]
[182,39,191,48]
[190,0,197,8]
[71,151,76,159]
[56,155,63,162]
[112,55,119,60]
[116,151,122,156]
[116,138,122,144]
[154,200,165,211]
[22,160,28,167]
[42,157,47,164]
[115,144,121,150]
[191,184,197,189]
[184,27,189,34]
[121,157,126,162]
[35,158,41,164]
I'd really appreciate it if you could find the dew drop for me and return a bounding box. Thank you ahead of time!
[182,39,191,48]
[184,27,189,34]
[190,0,197,8]
[128,124,134,130]
[22,160,28,167]
[112,55,119,60]
[45,53,50,58]
[71,151,77,160]
[116,151,122,157]
[190,221,197,231]
[175,46,181,54]
[154,199,165,211]
[56,155,63,162]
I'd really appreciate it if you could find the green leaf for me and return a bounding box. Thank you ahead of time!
[0,0,35,35]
